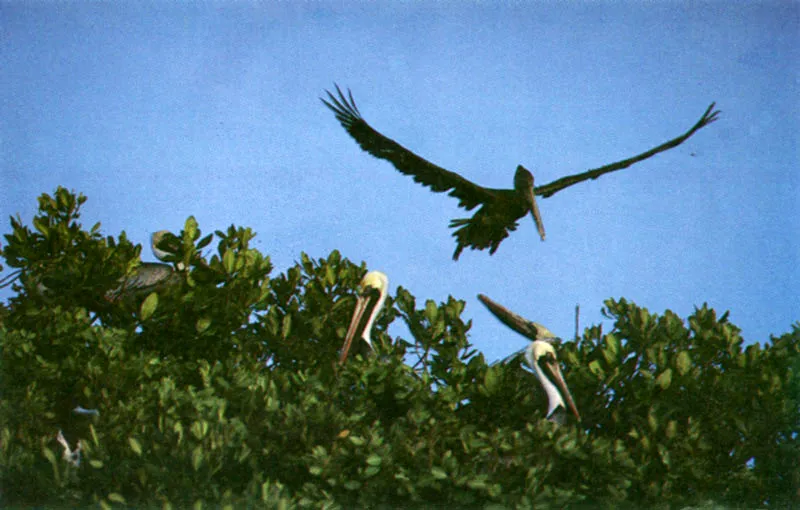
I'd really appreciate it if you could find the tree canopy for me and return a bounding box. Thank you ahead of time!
[1,188,797,508]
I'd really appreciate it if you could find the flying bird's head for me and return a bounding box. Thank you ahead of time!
[514,165,534,191]
[514,165,546,241]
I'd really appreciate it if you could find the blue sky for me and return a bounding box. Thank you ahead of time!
[2,2,797,361]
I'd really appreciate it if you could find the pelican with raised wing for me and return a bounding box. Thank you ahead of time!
[526,340,581,424]
[323,85,719,259]
[339,271,389,364]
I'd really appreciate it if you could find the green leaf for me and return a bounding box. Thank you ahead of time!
[139,292,159,321]
[467,478,487,490]
[325,265,335,286]
[648,413,658,433]
[197,233,214,250]
[185,216,199,240]
[676,351,691,376]
[43,447,57,466]
[196,317,212,334]
[108,493,126,504]
[665,420,677,439]
[605,333,619,356]
[366,454,382,466]
[33,217,49,236]
[483,365,501,395]
[424,300,439,322]
[655,368,672,389]
[281,314,292,340]
[223,250,235,274]
[192,446,204,471]
[191,420,209,439]
[589,360,605,378]
[129,437,143,456]
[431,467,447,479]
[602,347,616,366]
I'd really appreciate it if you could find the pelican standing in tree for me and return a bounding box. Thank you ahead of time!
[106,230,182,302]
[322,85,720,259]
[479,294,581,423]
[1,230,182,300]
[526,339,581,425]
[339,271,389,364]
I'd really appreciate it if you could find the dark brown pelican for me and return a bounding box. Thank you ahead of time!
[322,86,719,259]
[339,271,389,364]
[526,339,581,424]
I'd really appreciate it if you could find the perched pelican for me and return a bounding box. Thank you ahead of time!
[106,231,181,302]
[323,85,719,259]
[1,231,182,300]
[526,340,581,424]
[55,404,100,467]
[339,271,389,364]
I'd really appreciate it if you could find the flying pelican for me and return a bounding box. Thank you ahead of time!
[526,339,581,425]
[322,85,720,259]
[339,271,389,364]
[106,231,181,302]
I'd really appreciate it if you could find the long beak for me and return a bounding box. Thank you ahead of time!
[525,186,546,241]
[545,358,581,421]
[339,295,371,364]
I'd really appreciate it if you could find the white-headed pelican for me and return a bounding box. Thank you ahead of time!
[339,271,389,364]
[526,340,581,424]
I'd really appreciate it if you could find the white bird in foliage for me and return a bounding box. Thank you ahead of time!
[339,271,389,364]
[526,340,581,424]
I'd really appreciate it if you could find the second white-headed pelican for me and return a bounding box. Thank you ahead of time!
[526,340,581,424]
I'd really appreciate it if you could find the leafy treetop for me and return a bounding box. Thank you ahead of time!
[1,187,797,508]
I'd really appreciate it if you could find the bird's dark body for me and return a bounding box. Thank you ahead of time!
[323,85,719,259]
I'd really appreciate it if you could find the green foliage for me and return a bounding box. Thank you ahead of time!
[1,188,797,508]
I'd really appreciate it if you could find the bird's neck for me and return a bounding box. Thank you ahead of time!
[361,292,387,348]
[533,361,564,419]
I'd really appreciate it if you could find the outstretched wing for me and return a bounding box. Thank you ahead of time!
[322,85,500,211]
[535,103,720,198]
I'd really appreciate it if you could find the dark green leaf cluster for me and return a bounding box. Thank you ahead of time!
[1,189,797,508]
